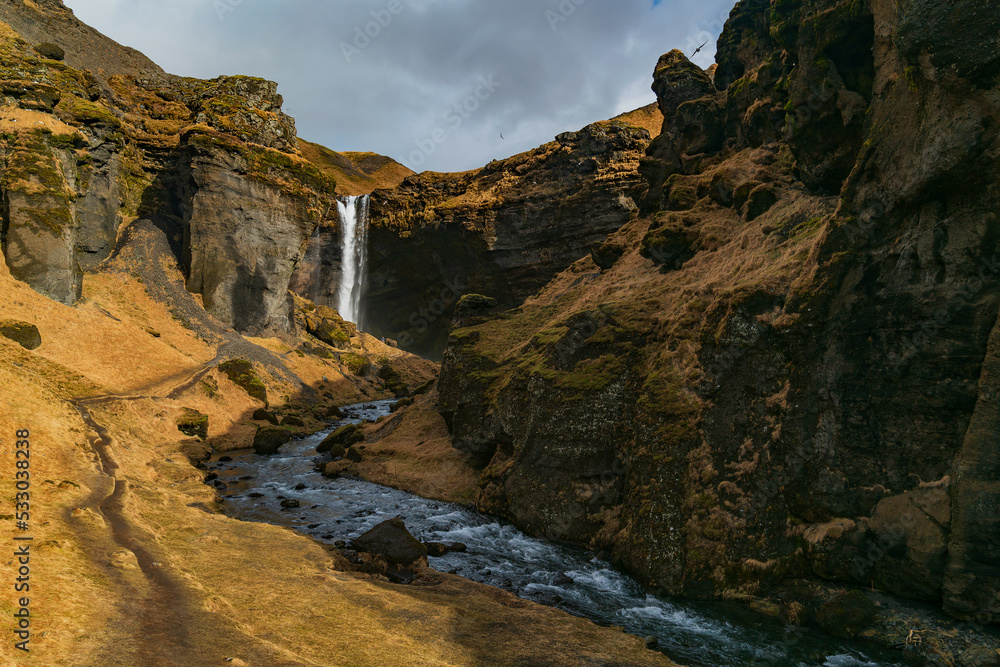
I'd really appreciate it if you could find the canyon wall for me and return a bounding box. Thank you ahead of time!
[353,112,657,359]
[436,0,1000,623]
[0,2,344,333]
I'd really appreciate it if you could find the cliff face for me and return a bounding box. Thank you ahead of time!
[436,0,1000,624]
[0,5,349,333]
[336,111,659,359]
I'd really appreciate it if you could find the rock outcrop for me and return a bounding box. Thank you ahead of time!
[435,0,1000,627]
[0,2,421,334]
[293,109,660,359]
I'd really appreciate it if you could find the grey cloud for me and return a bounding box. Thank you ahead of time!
[70,0,735,172]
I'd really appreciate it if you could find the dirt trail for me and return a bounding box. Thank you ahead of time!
[68,353,314,666]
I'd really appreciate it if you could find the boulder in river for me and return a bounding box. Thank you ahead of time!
[553,572,575,586]
[345,446,363,463]
[317,424,363,452]
[352,517,427,565]
[253,427,292,455]
[424,542,450,557]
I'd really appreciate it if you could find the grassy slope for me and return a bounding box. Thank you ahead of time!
[0,209,671,667]
[299,139,414,196]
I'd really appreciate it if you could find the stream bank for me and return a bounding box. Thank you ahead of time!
[206,401,929,667]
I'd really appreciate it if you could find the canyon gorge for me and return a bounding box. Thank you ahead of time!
[1,0,998,665]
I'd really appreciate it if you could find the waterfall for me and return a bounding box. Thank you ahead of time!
[336,195,369,328]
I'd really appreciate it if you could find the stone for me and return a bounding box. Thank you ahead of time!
[176,409,209,440]
[280,499,300,509]
[309,316,352,349]
[352,517,427,565]
[0,321,42,350]
[253,427,292,455]
[280,415,305,427]
[957,645,1000,667]
[745,185,778,221]
[390,397,414,413]
[590,241,625,271]
[345,447,363,463]
[457,294,498,312]
[33,42,65,61]
[640,224,698,270]
[385,563,415,585]
[218,360,268,405]
[651,50,716,123]
[553,572,575,586]
[412,380,434,396]
[424,542,451,557]
[867,481,951,601]
[253,408,279,425]
[177,439,212,464]
[325,405,345,419]
[316,425,361,453]
[816,591,878,639]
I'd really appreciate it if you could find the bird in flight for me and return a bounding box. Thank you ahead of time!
[692,40,708,57]
[500,133,505,140]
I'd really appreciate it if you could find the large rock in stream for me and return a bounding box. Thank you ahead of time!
[352,517,427,565]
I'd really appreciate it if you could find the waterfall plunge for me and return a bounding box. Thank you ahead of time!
[336,195,369,328]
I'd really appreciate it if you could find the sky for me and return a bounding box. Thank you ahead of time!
[68,0,736,173]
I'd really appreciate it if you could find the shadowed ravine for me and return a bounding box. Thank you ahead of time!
[210,401,906,667]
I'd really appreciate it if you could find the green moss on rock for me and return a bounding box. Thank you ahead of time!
[176,409,209,440]
[217,359,268,405]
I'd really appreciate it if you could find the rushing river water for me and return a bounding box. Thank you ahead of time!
[210,401,906,667]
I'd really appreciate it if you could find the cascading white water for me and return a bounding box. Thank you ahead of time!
[336,195,369,328]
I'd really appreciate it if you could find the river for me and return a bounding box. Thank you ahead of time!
[208,400,907,667]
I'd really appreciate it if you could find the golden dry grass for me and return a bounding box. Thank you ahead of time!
[299,140,414,196]
[0,253,675,667]
[608,102,665,138]
[352,390,480,505]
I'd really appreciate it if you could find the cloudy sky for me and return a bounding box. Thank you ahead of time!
[69,0,735,173]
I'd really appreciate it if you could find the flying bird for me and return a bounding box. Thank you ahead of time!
[692,40,708,57]
[500,133,504,140]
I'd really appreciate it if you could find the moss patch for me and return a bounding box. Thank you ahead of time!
[217,359,268,405]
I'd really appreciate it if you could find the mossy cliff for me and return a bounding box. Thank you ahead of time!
[300,108,661,359]
[435,0,1000,637]
[0,1,410,333]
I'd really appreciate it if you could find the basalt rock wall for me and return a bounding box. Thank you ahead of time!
[0,3,339,332]
[436,0,1000,624]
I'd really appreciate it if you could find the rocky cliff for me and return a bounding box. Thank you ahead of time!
[0,1,414,334]
[436,0,1000,632]
[0,6,677,664]
[294,106,661,359]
